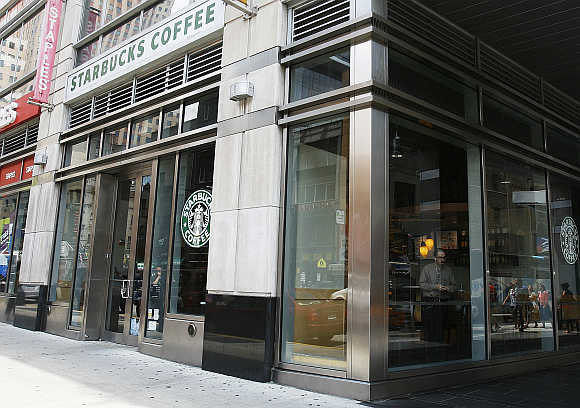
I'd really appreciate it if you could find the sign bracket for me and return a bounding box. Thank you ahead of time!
[222,0,257,19]
[27,98,54,112]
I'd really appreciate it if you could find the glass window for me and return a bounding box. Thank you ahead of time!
[0,30,19,89]
[282,116,349,370]
[142,0,176,30]
[88,132,101,159]
[547,126,580,169]
[145,156,175,338]
[169,147,214,315]
[130,112,159,148]
[486,151,553,357]
[76,39,100,66]
[389,49,478,122]
[483,95,543,151]
[101,13,141,53]
[7,191,29,294]
[82,0,107,36]
[182,92,218,133]
[0,194,18,293]
[70,176,97,327]
[20,10,44,75]
[102,124,128,155]
[549,173,580,349]
[388,116,485,369]
[289,48,350,102]
[161,105,180,139]
[50,179,83,305]
[11,78,33,100]
[64,138,89,167]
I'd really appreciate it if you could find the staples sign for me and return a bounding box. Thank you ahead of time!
[33,0,63,103]
[0,160,22,187]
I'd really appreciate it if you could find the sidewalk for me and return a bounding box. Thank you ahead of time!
[0,323,361,408]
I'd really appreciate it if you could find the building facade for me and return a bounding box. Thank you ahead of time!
[0,0,579,401]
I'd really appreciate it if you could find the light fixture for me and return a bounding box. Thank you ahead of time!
[391,130,403,159]
[419,241,428,257]
[425,238,434,251]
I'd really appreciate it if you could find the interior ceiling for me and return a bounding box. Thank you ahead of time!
[418,0,580,100]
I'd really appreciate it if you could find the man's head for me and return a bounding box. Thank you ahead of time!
[435,249,446,264]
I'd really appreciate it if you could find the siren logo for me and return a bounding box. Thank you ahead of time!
[561,216,579,265]
[180,189,212,248]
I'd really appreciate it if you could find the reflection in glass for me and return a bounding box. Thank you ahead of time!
[486,151,553,357]
[483,95,543,151]
[547,126,580,169]
[161,105,180,139]
[146,157,174,338]
[88,132,101,159]
[282,116,349,370]
[290,48,350,102]
[169,148,214,315]
[70,176,97,327]
[101,14,141,54]
[50,180,83,305]
[81,0,106,36]
[389,49,478,122]
[182,92,218,133]
[76,39,100,66]
[549,173,580,349]
[0,194,18,293]
[20,10,43,75]
[7,191,29,294]
[64,138,88,167]
[388,116,485,369]
[142,0,176,30]
[102,124,128,155]
[130,112,159,148]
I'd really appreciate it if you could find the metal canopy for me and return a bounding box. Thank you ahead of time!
[419,0,580,100]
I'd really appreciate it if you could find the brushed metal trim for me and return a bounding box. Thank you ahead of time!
[217,107,278,138]
[222,47,280,80]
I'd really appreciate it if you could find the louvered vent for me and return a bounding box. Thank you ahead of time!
[388,0,475,65]
[93,82,133,119]
[480,43,540,102]
[187,42,222,82]
[135,59,185,102]
[3,128,27,155]
[70,100,92,128]
[292,0,350,42]
[26,123,39,145]
[544,83,580,126]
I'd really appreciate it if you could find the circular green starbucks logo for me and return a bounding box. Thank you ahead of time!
[181,190,212,248]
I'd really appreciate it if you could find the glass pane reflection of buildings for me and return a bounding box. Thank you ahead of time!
[388,116,485,369]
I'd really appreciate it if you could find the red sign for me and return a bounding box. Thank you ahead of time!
[0,92,40,132]
[0,155,34,187]
[22,156,34,180]
[0,160,22,187]
[33,0,63,103]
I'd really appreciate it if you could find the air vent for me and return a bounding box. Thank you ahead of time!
[387,0,476,65]
[544,83,580,126]
[292,0,350,42]
[26,123,39,145]
[70,100,92,128]
[135,58,185,103]
[187,42,222,82]
[93,82,133,119]
[480,43,540,102]
[3,128,27,155]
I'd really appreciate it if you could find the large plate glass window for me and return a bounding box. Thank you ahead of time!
[130,111,160,148]
[0,194,18,293]
[102,124,129,156]
[169,147,215,315]
[387,115,485,369]
[282,115,349,370]
[182,92,218,133]
[547,126,580,169]
[549,173,580,349]
[485,151,554,357]
[6,191,29,294]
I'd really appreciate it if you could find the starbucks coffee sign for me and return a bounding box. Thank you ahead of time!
[65,0,224,102]
[181,190,212,248]
[561,216,579,265]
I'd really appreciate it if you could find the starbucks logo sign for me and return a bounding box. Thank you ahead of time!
[561,216,579,265]
[181,190,212,248]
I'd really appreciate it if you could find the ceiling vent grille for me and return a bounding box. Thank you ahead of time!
[3,128,27,155]
[93,82,133,119]
[480,43,540,102]
[292,0,350,42]
[187,42,222,82]
[388,0,475,65]
[544,83,580,126]
[135,59,185,103]
[69,100,92,128]
[26,123,39,145]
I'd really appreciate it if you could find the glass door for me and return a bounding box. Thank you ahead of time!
[105,173,151,344]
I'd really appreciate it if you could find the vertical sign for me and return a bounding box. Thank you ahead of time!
[33,0,63,103]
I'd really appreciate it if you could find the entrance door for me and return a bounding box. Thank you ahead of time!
[104,173,152,345]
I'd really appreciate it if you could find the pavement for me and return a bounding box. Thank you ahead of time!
[2,322,578,408]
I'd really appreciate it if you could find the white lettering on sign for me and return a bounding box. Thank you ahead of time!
[25,165,34,174]
[0,102,17,128]
[5,171,16,180]
[33,0,63,103]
